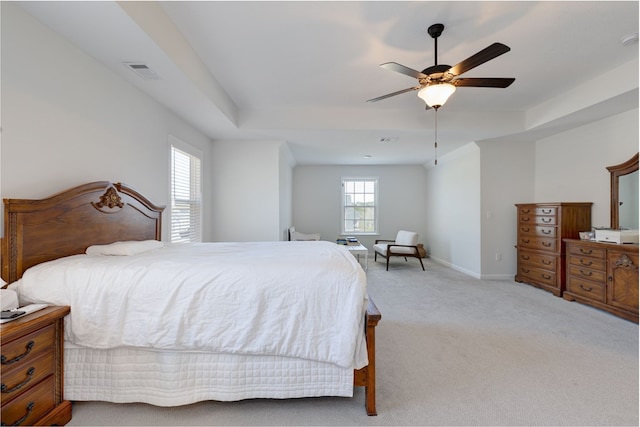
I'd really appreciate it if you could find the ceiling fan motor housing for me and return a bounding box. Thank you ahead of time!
[427,23,445,39]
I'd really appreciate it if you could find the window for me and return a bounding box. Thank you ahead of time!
[341,178,378,234]
[170,138,202,243]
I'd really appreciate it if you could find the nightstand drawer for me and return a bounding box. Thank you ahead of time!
[1,352,54,401]
[1,375,55,426]
[1,324,55,370]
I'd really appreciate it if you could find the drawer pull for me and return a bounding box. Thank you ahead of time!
[1,401,34,426]
[541,229,552,235]
[522,217,531,222]
[522,239,530,244]
[580,270,593,277]
[542,242,552,247]
[541,274,551,280]
[521,227,530,232]
[579,260,593,266]
[579,284,593,292]
[1,367,35,394]
[541,218,552,223]
[542,260,552,265]
[1,341,35,365]
[541,209,552,214]
[522,268,530,273]
[580,248,593,255]
[521,209,531,213]
[521,255,530,260]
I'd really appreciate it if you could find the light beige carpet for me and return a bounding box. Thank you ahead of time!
[67,257,638,426]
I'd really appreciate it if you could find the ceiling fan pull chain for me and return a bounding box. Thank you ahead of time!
[434,109,438,165]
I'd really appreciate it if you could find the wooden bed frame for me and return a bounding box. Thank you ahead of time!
[1,181,381,415]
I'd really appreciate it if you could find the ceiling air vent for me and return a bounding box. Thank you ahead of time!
[379,137,398,144]
[123,62,160,80]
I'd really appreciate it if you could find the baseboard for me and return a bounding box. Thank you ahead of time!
[429,257,514,281]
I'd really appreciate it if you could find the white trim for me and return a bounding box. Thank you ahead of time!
[340,176,379,235]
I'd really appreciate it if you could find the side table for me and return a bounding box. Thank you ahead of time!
[347,244,369,270]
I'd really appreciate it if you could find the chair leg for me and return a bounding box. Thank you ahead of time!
[417,256,425,271]
[386,256,389,271]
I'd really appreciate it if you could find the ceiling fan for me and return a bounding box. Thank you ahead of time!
[367,23,515,109]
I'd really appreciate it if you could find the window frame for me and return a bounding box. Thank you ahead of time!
[169,135,203,243]
[341,177,379,236]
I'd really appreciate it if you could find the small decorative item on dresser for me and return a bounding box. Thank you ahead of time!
[1,306,72,426]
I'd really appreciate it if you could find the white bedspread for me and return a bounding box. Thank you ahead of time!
[11,241,368,369]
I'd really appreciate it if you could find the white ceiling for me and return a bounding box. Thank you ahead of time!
[17,1,639,165]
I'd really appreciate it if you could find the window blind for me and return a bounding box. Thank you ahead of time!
[171,145,202,243]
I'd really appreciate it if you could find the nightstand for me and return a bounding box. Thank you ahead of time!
[1,306,72,426]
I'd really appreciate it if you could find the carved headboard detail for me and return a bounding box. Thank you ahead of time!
[2,181,165,283]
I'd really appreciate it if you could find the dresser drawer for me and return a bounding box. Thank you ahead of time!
[518,225,557,237]
[567,244,606,259]
[568,265,606,283]
[1,325,55,371]
[519,215,557,226]
[518,250,557,270]
[568,254,606,271]
[518,236,558,253]
[518,265,556,287]
[1,352,54,401]
[517,206,558,216]
[566,276,606,302]
[1,375,55,426]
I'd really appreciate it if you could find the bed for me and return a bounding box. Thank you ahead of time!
[1,181,381,416]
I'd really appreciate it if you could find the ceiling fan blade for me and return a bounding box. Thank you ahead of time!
[380,62,427,79]
[366,86,420,102]
[448,43,511,77]
[453,77,515,88]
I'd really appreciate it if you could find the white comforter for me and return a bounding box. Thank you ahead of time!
[11,241,369,369]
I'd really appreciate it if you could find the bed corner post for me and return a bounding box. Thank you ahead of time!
[364,297,381,415]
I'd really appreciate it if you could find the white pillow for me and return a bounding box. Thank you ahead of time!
[292,231,320,241]
[86,240,164,256]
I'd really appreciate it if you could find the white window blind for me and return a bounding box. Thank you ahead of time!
[341,178,378,234]
[171,144,202,243]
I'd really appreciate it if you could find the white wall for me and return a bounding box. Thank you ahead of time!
[425,143,482,277]
[1,3,213,241]
[535,108,639,229]
[478,140,535,279]
[279,144,295,241]
[426,108,638,280]
[292,165,427,251]
[210,140,288,241]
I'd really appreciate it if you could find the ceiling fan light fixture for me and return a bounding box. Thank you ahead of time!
[418,83,456,109]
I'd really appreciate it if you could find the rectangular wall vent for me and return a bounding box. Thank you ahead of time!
[123,62,160,80]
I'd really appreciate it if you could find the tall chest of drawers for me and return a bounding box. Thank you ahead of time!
[564,239,638,322]
[1,306,72,426]
[515,203,592,296]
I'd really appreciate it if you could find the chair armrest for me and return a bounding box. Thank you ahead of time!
[374,239,395,244]
[387,244,420,254]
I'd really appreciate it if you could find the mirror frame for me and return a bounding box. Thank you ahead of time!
[607,152,639,229]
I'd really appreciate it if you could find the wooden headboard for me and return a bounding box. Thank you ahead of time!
[2,181,165,284]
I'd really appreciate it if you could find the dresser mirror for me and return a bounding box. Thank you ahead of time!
[608,153,639,229]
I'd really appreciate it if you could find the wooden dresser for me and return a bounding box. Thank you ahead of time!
[515,203,592,296]
[1,306,72,426]
[564,239,639,322]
